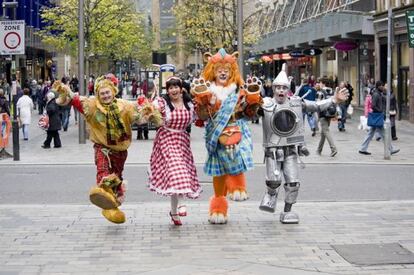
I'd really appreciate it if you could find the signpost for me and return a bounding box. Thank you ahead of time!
[0,20,25,55]
[406,10,414,48]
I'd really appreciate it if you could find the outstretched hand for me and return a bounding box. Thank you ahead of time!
[333,88,349,104]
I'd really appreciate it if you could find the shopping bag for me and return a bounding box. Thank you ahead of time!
[347,104,354,115]
[38,114,49,130]
[358,115,368,130]
[367,112,384,127]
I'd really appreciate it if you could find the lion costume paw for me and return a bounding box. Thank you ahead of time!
[226,174,248,201]
[208,196,228,224]
[228,190,248,201]
[240,77,263,117]
[190,78,215,120]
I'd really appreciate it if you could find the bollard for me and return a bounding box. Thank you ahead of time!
[12,117,19,161]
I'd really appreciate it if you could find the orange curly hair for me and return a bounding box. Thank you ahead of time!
[201,49,243,87]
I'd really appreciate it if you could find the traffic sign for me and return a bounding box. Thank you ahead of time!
[406,10,414,48]
[0,20,25,55]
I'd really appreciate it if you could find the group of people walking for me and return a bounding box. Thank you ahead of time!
[50,48,351,227]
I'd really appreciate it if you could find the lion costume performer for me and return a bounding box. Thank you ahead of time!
[191,48,262,224]
[55,77,160,224]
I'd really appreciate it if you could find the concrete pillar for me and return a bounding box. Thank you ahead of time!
[409,48,414,123]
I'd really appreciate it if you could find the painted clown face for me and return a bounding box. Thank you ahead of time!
[98,87,114,104]
[214,64,231,86]
[273,84,290,104]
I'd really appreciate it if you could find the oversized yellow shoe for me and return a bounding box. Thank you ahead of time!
[89,186,119,210]
[101,208,126,224]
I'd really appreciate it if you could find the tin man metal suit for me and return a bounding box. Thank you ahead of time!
[259,64,348,224]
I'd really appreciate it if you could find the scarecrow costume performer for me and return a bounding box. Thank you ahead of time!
[56,77,158,224]
[191,48,262,224]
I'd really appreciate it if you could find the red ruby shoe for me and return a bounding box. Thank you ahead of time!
[178,205,187,217]
[169,212,182,226]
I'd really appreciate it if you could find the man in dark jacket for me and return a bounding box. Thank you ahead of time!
[359,81,399,155]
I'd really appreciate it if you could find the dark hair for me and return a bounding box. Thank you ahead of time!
[375,80,384,88]
[162,80,192,112]
[23,88,30,96]
[165,77,182,90]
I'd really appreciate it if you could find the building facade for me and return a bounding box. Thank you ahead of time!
[373,0,414,122]
[0,0,55,85]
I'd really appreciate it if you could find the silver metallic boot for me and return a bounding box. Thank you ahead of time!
[280,211,299,224]
[259,191,278,213]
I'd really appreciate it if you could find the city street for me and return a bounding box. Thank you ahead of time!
[1,110,414,274]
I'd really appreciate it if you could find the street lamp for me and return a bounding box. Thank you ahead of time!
[384,0,392,159]
[237,0,244,77]
[78,0,86,144]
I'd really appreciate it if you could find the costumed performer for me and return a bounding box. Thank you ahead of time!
[190,48,262,224]
[147,76,202,226]
[259,64,348,223]
[55,76,161,224]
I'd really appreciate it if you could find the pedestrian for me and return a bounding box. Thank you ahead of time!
[298,78,318,136]
[263,79,273,98]
[0,88,10,117]
[29,80,39,110]
[359,81,399,155]
[54,77,161,224]
[148,76,201,226]
[316,82,338,157]
[42,92,62,148]
[131,77,138,99]
[389,84,398,141]
[16,88,34,141]
[336,81,350,132]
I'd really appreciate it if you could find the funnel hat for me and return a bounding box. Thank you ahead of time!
[272,63,290,87]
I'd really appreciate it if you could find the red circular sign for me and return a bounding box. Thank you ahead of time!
[4,32,21,49]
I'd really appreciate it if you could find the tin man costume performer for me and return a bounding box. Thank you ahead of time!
[191,48,262,224]
[259,64,348,223]
[56,77,159,224]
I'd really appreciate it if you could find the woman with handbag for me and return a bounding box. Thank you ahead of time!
[147,76,202,226]
[359,81,399,155]
[41,92,62,148]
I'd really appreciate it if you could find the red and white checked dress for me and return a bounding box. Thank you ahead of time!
[148,98,201,199]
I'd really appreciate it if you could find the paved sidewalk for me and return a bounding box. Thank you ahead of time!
[1,109,414,165]
[1,200,414,275]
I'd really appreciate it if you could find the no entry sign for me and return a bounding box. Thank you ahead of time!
[0,20,25,55]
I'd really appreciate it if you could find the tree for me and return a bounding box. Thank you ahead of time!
[171,0,259,55]
[38,0,153,71]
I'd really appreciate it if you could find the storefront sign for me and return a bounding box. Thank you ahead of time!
[334,41,358,52]
[406,10,414,48]
[303,48,322,56]
[289,51,304,58]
